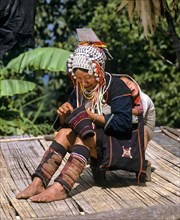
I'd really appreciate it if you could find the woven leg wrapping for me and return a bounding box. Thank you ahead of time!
[54,144,90,192]
[65,106,95,139]
[32,141,67,187]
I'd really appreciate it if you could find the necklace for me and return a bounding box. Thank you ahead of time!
[84,84,98,94]
[80,83,98,100]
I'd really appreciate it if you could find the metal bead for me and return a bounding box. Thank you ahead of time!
[92,63,96,69]
[70,54,74,58]
[94,73,98,77]
[88,70,93,75]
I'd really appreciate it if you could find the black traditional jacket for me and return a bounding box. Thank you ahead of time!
[53,74,133,137]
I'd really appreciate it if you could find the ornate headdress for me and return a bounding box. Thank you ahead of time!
[67,28,112,84]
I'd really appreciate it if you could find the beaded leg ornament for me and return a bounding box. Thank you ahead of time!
[54,144,90,192]
[32,141,67,188]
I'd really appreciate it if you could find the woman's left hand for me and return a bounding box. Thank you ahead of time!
[86,108,94,120]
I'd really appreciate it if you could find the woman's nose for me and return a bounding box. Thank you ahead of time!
[77,78,82,83]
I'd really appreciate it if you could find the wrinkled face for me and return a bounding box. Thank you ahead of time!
[75,69,98,91]
[121,77,139,98]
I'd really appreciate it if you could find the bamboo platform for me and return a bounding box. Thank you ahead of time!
[0,127,180,220]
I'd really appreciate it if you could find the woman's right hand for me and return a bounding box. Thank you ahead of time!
[56,102,73,125]
[57,102,74,116]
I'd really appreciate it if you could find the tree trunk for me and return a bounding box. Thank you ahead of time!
[165,2,180,69]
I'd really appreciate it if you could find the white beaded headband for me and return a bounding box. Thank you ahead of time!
[67,45,107,81]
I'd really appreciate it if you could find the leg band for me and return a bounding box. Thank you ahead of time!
[65,106,95,139]
[54,144,90,192]
[32,141,67,187]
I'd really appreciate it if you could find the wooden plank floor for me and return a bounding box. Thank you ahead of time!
[0,128,180,220]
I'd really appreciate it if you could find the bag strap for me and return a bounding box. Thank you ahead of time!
[136,114,146,185]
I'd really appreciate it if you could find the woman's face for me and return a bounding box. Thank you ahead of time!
[75,69,98,91]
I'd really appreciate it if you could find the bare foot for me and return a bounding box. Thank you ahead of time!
[16,177,45,199]
[30,182,67,202]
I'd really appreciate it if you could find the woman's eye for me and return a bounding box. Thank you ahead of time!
[84,76,91,80]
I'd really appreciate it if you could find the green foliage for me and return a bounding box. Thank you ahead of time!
[2,47,71,74]
[34,0,108,51]
[134,67,180,127]
[0,80,36,96]
[0,47,71,136]
[0,114,48,136]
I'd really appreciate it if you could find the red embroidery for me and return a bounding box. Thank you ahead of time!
[122,146,132,158]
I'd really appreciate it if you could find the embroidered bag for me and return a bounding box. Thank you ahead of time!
[99,114,146,175]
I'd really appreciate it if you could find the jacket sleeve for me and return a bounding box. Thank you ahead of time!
[104,95,132,135]
[104,77,133,135]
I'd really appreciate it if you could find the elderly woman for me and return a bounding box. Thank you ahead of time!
[16,35,134,202]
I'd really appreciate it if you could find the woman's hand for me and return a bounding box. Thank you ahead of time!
[57,102,73,125]
[57,102,74,116]
[86,108,94,120]
[86,108,105,127]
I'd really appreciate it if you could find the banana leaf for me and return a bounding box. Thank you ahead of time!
[0,79,36,96]
[1,47,72,74]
